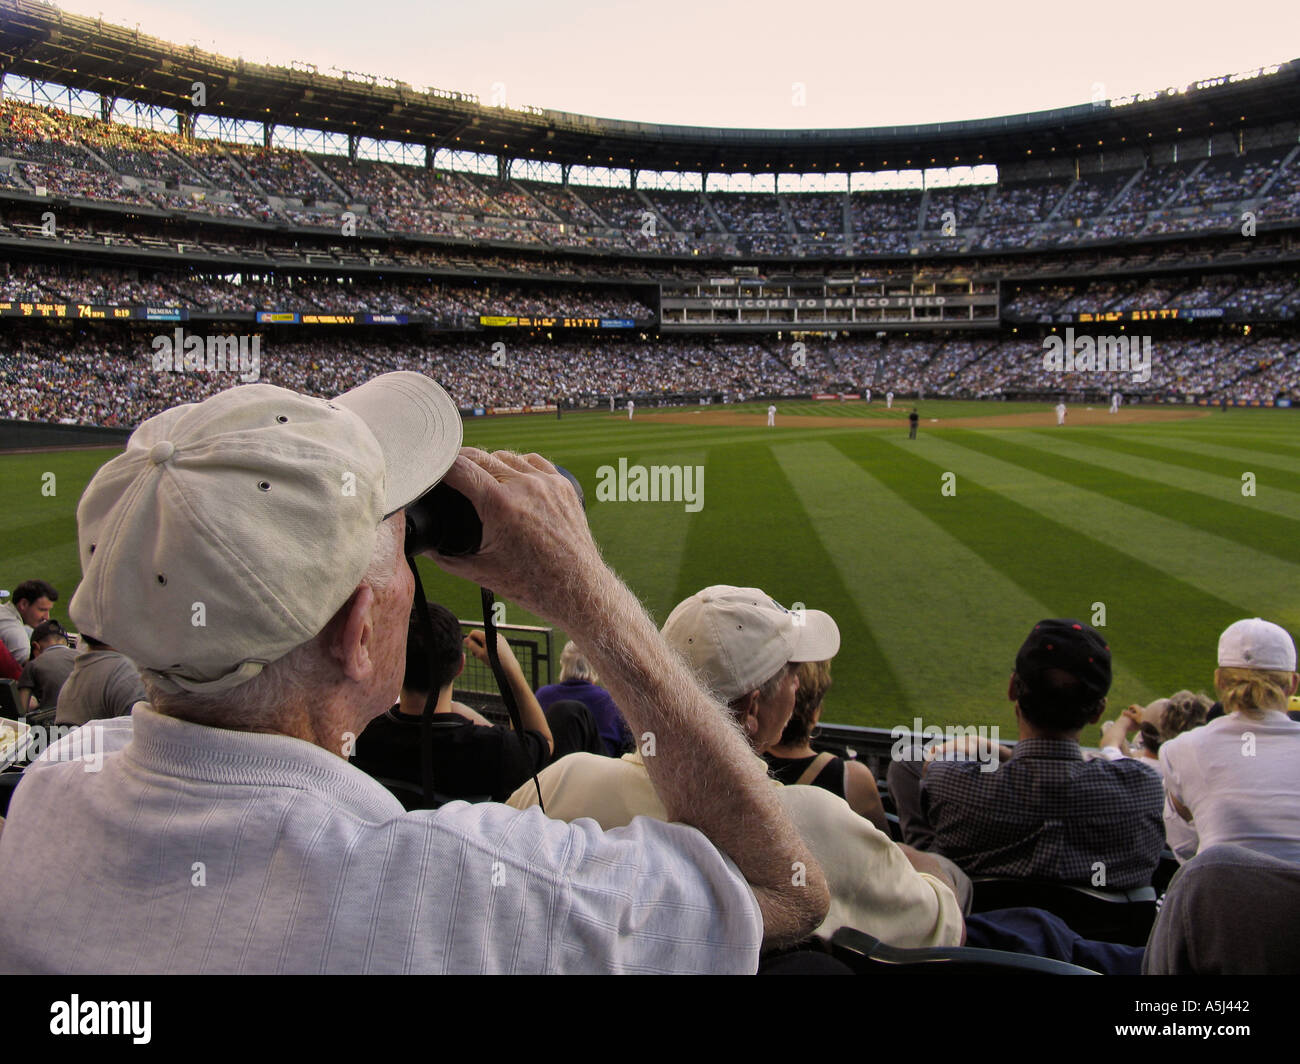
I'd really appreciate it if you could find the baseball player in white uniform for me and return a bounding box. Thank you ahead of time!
[627,400,635,421]
[767,404,776,427]
[1055,401,1067,426]
[886,391,894,409]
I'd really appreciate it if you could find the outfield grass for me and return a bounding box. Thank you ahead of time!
[4,400,1297,743]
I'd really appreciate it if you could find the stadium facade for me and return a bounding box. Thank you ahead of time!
[0,0,1298,424]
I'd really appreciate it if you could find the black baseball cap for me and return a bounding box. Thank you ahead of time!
[1015,619,1111,710]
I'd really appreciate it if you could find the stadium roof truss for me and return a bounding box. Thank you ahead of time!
[0,0,1298,177]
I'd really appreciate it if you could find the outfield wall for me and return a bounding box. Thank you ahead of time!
[0,419,131,451]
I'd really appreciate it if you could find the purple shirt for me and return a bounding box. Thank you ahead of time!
[536,680,631,757]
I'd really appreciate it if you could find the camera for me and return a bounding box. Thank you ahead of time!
[405,465,584,557]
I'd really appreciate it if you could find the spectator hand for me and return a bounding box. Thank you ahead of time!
[426,448,605,627]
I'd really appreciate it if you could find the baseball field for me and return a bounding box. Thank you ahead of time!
[5,398,1298,743]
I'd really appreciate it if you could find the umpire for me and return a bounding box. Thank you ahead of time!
[908,409,919,440]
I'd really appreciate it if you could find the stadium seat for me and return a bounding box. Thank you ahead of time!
[828,926,1099,975]
[969,877,1157,946]
[24,706,55,729]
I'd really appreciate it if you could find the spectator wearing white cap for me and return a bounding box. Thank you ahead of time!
[508,585,968,949]
[0,376,829,973]
[1159,618,1300,864]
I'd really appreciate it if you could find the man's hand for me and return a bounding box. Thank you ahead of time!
[921,735,1012,773]
[464,629,516,671]
[425,449,601,626]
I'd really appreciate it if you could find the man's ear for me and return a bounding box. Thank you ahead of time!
[455,651,466,680]
[331,584,377,682]
[1007,672,1019,703]
[735,689,761,737]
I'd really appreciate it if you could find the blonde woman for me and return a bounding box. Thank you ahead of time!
[763,659,888,833]
[1159,619,1300,864]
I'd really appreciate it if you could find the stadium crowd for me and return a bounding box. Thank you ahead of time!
[1,322,1296,428]
[5,95,1300,256]
[0,263,654,320]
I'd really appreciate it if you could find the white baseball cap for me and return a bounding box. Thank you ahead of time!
[662,585,840,703]
[1217,618,1296,672]
[69,372,461,694]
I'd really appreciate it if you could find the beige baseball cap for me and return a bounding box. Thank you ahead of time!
[1218,618,1296,672]
[69,372,461,694]
[662,585,840,703]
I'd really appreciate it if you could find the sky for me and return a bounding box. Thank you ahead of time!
[50,0,1300,129]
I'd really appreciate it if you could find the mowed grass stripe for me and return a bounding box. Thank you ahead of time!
[1106,430,1300,463]
[892,432,1300,634]
[774,439,1073,732]
[834,432,1239,715]
[586,447,706,624]
[0,452,106,535]
[1014,430,1300,535]
[544,426,871,459]
[1100,433,1300,480]
[1066,433,1300,497]
[0,452,103,629]
[676,440,908,726]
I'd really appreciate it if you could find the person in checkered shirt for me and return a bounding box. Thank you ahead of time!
[887,619,1165,890]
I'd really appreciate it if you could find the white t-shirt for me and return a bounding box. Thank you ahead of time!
[1159,710,1300,864]
[767,405,776,415]
[0,708,761,973]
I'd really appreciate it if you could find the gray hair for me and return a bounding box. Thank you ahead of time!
[725,662,790,721]
[559,640,599,685]
[147,518,402,731]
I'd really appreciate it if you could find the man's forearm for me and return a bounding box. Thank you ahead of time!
[562,566,829,947]
[428,449,828,946]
